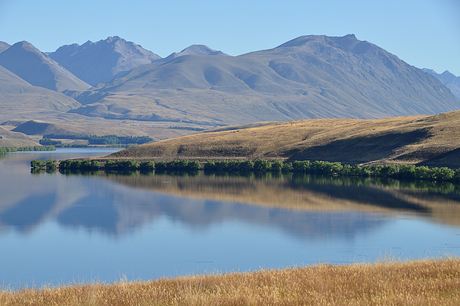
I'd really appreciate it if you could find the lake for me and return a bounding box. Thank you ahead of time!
[1,149,460,288]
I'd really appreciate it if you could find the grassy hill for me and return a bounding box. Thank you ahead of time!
[108,110,460,168]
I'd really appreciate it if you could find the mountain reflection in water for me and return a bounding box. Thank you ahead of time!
[2,153,460,287]
[1,169,460,237]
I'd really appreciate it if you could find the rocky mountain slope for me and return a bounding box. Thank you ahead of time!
[0,42,10,53]
[0,41,91,92]
[0,41,90,92]
[49,36,162,86]
[1,34,459,143]
[71,34,460,125]
[423,69,460,99]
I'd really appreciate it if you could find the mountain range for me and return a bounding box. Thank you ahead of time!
[48,36,161,86]
[68,34,459,125]
[0,34,459,141]
[422,69,460,100]
[0,41,90,92]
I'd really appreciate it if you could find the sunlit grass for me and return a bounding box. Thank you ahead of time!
[1,257,460,305]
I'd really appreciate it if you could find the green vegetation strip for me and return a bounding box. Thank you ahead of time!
[40,134,153,147]
[0,145,55,155]
[31,158,460,182]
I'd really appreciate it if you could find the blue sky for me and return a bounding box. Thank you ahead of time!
[1,0,459,75]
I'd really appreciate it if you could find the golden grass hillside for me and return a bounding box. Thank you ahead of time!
[108,110,460,167]
[2,258,459,305]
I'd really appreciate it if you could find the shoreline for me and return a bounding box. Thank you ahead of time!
[2,257,459,305]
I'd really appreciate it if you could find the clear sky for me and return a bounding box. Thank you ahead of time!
[0,0,459,76]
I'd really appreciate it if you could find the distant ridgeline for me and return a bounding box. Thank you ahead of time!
[40,134,153,147]
[0,145,55,155]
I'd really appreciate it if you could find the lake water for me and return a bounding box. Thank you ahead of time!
[1,149,460,288]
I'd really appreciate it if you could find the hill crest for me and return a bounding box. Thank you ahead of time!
[108,110,460,168]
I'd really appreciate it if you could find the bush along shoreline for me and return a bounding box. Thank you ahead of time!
[31,158,460,182]
[1,145,56,156]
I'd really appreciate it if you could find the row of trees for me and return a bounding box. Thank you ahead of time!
[203,159,460,182]
[1,145,55,154]
[30,159,57,169]
[57,159,202,172]
[42,134,153,145]
[33,158,460,183]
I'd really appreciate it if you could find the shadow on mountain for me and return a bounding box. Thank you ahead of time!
[285,130,429,163]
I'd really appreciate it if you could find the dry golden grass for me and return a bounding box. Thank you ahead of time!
[1,258,460,305]
[109,110,460,167]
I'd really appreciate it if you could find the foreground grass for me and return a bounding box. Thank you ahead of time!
[1,258,460,305]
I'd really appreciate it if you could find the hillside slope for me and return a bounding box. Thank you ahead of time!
[72,34,459,125]
[109,110,460,168]
[0,42,10,53]
[0,126,39,147]
[0,65,82,121]
[423,69,460,99]
[0,41,90,92]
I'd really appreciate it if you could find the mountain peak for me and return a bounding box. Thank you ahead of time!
[106,36,122,42]
[161,44,228,62]
[49,37,161,86]
[0,41,10,53]
[0,41,90,92]
[10,41,40,53]
[179,44,228,56]
[441,70,457,80]
[424,69,460,99]
[276,34,360,49]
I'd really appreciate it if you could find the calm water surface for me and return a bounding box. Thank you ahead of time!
[1,149,460,288]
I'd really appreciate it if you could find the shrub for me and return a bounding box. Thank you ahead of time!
[398,165,416,179]
[168,160,188,170]
[204,160,216,172]
[90,161,101,170]
[341,164,352,176]
[293,160,311,172]
[187,160,201,171]
[254,159,272,172]
[271,160,283,172]
[380,165,398,177]
[282,162,293,172]
[227,161,240,172]
[214,160,229,172]
[239,160,254,172]
[139,161,155,171]
[119,160,139,170]
[432,167,455,181]
[45,159,57,169]
[105,160,116,170]
[330,162,343,175]
[30,159,46,168]
[155,161,167,171]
